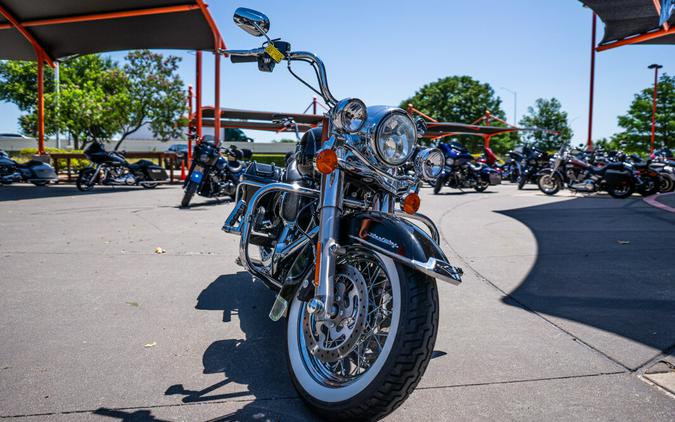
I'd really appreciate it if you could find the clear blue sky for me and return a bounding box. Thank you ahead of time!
[1,0,674,143]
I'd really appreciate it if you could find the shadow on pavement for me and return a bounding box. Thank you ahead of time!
[94,408,170,422]
[499,197,675,366]
[0,184,160,202]
[165,272,312,421]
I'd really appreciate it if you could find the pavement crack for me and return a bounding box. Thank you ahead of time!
[416,371,627,392]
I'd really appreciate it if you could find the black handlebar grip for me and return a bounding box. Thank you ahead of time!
[230,55,258,63]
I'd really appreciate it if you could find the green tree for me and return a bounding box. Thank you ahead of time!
[115,50,187,149]
[400,75,514,154]
[519,98,573,151]
[0,51,187,150]
[615,73,675,152]
[0,55,130,149]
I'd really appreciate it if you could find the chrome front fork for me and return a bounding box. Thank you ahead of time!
[310,169,344,319]
[89,165,103,185]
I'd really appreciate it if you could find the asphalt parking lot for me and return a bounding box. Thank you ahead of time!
[1,183,674,421]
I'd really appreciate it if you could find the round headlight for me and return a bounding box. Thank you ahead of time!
[446,157,454,165]
[414,148,444,182]
[374,111,416,166]
[333,98,367,133]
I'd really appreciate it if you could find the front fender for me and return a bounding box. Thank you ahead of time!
[340,212,462,285]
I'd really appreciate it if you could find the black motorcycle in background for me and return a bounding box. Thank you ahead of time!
[537,146,657,198]
[181,135,251,207]
[0,150,58,186]
[516,143,551,189]
[76,140,168,192]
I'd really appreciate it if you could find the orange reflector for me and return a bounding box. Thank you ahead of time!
[402,192,421,215]
[313,242,322,287]
[315,149,338,175]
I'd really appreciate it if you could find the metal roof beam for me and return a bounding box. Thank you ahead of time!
[0,5,200,31]
[0,3,54,66]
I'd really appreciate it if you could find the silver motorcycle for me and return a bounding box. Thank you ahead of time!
[222,8,462,420]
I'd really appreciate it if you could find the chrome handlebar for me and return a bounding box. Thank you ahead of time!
[225,48,337,107]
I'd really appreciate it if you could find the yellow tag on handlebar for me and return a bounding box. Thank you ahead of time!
[265,44,284,63]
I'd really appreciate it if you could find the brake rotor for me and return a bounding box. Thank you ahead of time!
[302,264,368,363]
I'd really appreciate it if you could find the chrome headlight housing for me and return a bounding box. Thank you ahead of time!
[446,157,454,165]
[414,148,444,182]
[372,109,417,166]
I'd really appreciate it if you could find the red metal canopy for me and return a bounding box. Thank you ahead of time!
[580,0,675,51]
[0,0,225,154]
[196,106,324,133]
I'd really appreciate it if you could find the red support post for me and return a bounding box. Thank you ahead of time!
[196,51,203,141]
[587,12,597,151]
[37,54,45,155]
[214,48,221,146]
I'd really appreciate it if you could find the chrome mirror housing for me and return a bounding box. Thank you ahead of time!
[233,8,270,37]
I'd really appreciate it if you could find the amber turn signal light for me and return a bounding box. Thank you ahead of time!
[315,149,338,175]
[402,192,420,215]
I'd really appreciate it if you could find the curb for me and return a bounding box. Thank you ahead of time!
[643,192,675,214]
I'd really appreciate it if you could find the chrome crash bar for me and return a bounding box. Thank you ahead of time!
[223,180,454,286]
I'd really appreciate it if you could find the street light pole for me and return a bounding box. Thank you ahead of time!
[500,87,517,125]
[648,64,663,154]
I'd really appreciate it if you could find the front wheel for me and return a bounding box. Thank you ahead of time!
[142,182,158,189]
[31,180,49,187]
[517,173,528,190]
[286,249,438,421]
[474,179,489,192]
[181,181,197,207]
[638,175,659,197]
[433,177,443,194]
[76,168,97,192]
[537,173,561,196]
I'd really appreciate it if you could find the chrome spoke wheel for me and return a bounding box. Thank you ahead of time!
[299,252,394,387]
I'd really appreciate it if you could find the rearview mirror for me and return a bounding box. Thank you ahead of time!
[233,8,270,37]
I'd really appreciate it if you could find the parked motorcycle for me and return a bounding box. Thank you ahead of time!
[650,148,675,192]
[516,143,551,189]
[433,141,501,193]
[0,150,58,186]
[501,148,524,183]
[76,140,168,192]
[181,135,251,207]
[536,146,645,198]
[220,8,462,420]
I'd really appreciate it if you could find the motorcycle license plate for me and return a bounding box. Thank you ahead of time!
[190,170,203,183]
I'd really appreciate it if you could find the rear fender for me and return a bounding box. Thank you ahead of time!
[340,212,462,285]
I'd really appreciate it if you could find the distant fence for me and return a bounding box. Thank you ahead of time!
[0,137,296,154]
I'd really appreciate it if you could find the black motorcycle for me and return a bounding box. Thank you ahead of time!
[516,143,551,189]
[220,8,462,420]
[180,136,251,207]
[537,146,646,198]
[0,150,58,186]
[76,141,168,192]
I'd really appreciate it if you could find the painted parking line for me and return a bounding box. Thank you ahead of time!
[643,192,675,213]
